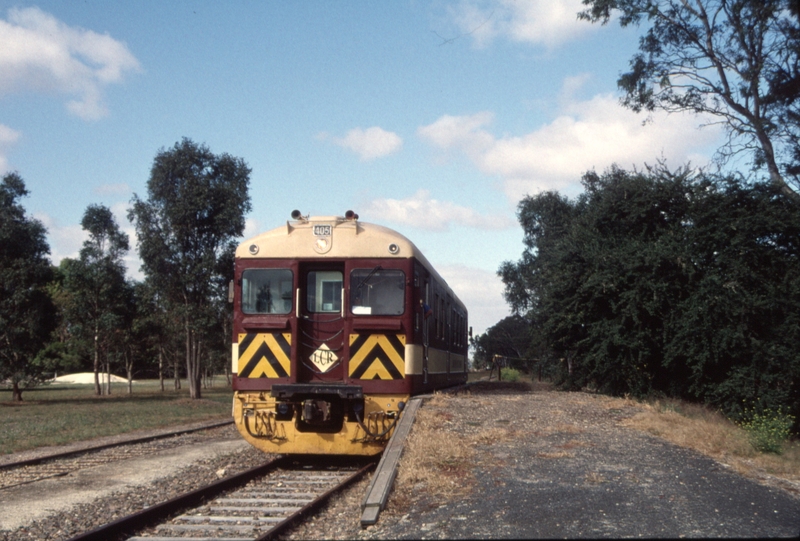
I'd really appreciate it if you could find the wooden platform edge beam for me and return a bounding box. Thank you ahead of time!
[360,397,423,527]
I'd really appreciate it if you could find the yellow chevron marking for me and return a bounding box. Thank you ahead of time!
[360,361,393,380]
[237,333,291,378]
[348,334,405,378]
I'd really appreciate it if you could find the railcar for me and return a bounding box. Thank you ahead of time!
[231,210,469,455]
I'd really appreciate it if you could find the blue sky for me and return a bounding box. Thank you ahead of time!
[0,1,724,336]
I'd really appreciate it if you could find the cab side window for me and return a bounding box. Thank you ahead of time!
[241,269,293,314]
[350,269,405,315]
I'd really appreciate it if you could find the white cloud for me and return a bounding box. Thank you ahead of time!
[322,126,403,161]
[109,202,142,281]
[417,112,494,157]
[362,189,513,232]
[35,213,86,265]
[242,217,263,240]
[0,123,20,173]
[436,264,511,337]
[419,91,723,203]
[0,6,141,120]
[94,183,130,196]
[448,0,591,49]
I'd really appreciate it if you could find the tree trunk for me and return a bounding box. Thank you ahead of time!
[757,131,800,202]
[126,351,133,395]
[186,324,203,399]
[174,353,181,390]
[11,380,22,402]
[93,331,101,396]
[158,347,165,392]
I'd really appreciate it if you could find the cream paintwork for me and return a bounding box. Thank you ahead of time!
[404,344,423,375]
[404,344,467,375]
[235,216,453,294]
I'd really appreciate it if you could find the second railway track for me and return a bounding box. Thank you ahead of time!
[0,420,234,491]
[70,456,374,541]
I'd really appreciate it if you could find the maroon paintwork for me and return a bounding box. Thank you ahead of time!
[232,256,468,395]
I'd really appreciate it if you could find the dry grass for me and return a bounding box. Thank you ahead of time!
[396,395,474,498]
[395,391,522,500]
[622,397,800,493]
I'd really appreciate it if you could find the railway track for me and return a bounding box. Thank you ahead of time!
[0,420,233,491]
[68,455,374,541]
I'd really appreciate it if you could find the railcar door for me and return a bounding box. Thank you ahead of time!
[298,263,346,382]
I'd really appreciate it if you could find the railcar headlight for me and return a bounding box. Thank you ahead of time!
[276,402,290,415]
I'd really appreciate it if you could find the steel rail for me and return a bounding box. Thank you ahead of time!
[67,456,288,541]
[67,456,375,541]
[254,460,375,541]
[0,419,233,471]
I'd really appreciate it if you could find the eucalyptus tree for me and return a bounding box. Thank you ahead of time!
[134,277,184,391]
[579,0,800,198]
[129,138,251,399]
[500,165,800,418]
[0,173,57,401]
[62,204,131,395]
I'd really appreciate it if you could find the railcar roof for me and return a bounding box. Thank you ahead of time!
[235,215,464,310]
[236,216,420,260]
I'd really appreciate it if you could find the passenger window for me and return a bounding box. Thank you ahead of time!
[241,269,293,314]
[307,271,343,312]
[350,268,405,315]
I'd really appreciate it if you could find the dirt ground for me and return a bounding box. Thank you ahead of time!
[282,383,800,539]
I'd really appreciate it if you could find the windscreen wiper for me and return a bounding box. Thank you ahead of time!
[355,265,382,291]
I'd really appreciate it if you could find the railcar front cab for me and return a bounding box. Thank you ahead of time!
[231,210,466,455]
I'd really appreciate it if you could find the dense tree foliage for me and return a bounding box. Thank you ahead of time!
[129,138,251,399]
[0,173,57,401]
[501,166,800,422]
[579,0,800,197]
[471,315,535,370]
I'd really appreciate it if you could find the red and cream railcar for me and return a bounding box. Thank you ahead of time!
[231,210,469,455]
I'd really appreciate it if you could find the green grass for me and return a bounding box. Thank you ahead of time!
[0,380,232,455]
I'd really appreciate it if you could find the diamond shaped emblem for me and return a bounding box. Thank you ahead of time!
[310,344,339,372]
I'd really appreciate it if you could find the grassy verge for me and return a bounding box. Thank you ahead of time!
[608,396,800,485]
[0,380,232,455]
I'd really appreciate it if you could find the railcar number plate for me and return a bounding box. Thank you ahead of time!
[313,225,332,236]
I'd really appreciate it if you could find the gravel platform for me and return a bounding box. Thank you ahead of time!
[282,383,800,539]
[2,387,799,540]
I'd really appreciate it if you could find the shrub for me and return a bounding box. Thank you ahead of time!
[501,367,521,382]
[739,408,795,454]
